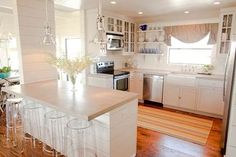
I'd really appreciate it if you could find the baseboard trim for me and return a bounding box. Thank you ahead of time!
[164,104,223,119]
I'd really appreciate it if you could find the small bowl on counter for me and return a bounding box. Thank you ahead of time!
[0,72,10,79]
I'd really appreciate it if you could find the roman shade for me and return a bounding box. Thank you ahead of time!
[164,23,218,46]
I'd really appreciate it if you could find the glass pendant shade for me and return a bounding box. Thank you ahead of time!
[43,33,55,46]
[43,25,55,45]
[42,0,55,46]
[91,0,107,46]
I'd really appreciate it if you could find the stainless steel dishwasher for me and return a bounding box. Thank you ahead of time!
[143,74,164,103]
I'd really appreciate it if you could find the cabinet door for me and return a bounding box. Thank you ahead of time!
[116,19,123,33]
[129,73,143,99]
[124,21,130,52]
[197,87,224,115]
[180,87,196,110]
[233,13,236,35]
[163,84,180,107]
[130,23,135,52]
[107,17,115,32]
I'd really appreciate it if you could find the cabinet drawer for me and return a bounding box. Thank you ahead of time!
[197,79,223,88]
[165,75,196,87]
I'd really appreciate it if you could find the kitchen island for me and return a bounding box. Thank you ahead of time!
[2,80,138,157]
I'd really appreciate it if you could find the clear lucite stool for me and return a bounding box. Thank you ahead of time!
[64,118,97,157]
[43,110,68,157]
[23,102,43,148]
[5,97,23,147]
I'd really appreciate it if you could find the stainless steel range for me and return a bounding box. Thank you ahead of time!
[96,61,129,91]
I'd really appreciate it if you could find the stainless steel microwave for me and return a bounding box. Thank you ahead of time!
[106,33,124,51]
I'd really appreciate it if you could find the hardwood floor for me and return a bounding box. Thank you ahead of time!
[0,104,223,157]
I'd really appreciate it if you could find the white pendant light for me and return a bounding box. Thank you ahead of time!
[43,0,55,46]
[91,0,107,47]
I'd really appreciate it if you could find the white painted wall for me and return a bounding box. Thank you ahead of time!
[13,0,57,84]
[55,10,83,57]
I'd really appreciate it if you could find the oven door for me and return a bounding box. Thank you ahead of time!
[107,34,124,51]
[114,75,129,91]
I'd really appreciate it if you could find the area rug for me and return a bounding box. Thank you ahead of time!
[138,105,213,145]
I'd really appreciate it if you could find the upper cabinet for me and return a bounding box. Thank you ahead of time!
[218,8,236,54]
[106,17,123,34]
[123,21,135,54]
[85,9,136,56]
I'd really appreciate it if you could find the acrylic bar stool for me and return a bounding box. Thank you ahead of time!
[5,97,23,147]
[64,118,97,157]
[43,110,68,157]
[23,102,43,148]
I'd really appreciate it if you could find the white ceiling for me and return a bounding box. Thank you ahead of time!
[1,0,236,19]
[98,0,236,18]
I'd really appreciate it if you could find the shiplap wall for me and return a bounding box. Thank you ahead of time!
[13,0,57,84]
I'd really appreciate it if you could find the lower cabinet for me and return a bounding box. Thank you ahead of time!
[163,84,196,110]
[196,86,224,116]
[180,87,196,110]
[129,72,143,100]
[163,85,180,107]
[163,75,224,117]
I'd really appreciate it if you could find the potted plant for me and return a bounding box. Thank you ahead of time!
[0,66,11,79]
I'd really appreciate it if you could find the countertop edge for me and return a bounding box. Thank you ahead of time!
[2,87,138,121]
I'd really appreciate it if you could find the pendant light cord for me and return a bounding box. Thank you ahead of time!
[45,0,49,25]
[98,0,102,16]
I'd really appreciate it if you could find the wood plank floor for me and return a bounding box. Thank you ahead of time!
[0,104,223,157]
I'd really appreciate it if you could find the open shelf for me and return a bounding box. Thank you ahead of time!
[137,41,164,44]
[137,30,164,33]
[136,53,164,56]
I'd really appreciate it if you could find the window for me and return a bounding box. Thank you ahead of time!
[65,38,81,59]
[168,33,213,65]
[0,37,19,70]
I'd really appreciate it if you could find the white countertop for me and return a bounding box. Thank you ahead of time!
[120,68,224,80]
[2,80,138,120]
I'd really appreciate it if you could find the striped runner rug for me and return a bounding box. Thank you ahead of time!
[138,105,213,145]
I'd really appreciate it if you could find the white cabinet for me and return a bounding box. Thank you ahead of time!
[164,75,224,117]
[163,85,196,110]
[218,8,236,54]
[163,84,179,107]
[85,9,136,56]
[106,17,123,34]
[180,87,196,110]
[123,22,135,54]
[196,79,224,116]
[129,72,143,100]
[163,75,196,110]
